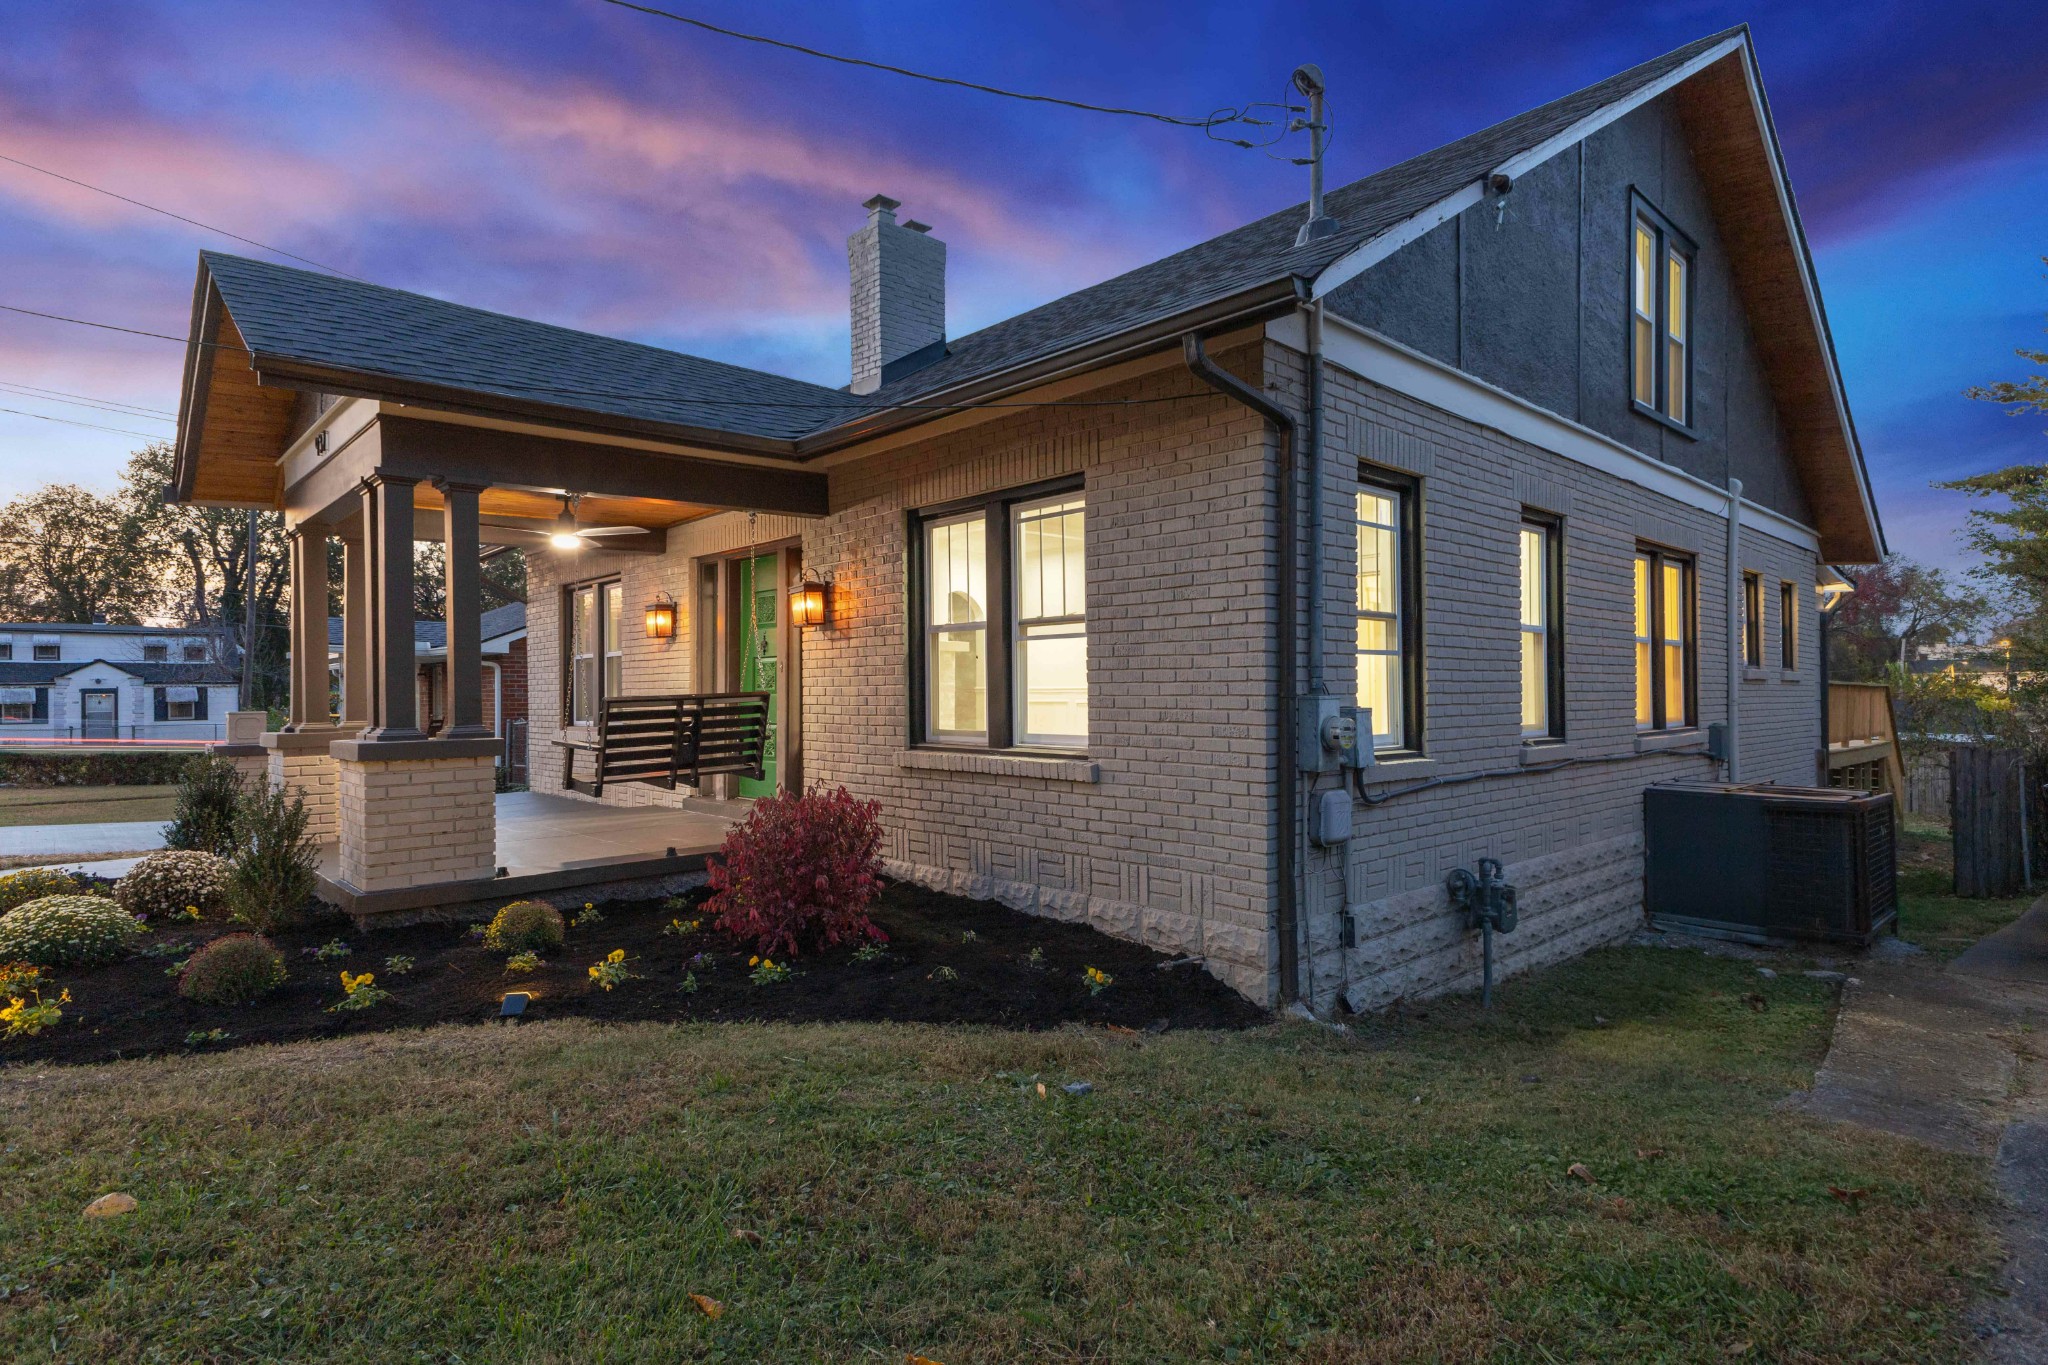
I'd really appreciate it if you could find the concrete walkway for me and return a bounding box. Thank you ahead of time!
[0,819,167,860]
[1796,899,2048,1360]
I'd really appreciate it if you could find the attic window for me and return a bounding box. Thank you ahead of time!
[143,643,168,662]
[183,643,206,661]
[32,643,58,662]
[1630,196,1693,428]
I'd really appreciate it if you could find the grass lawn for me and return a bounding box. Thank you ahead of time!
[0,784,177,829]
[1895,815,2036,961]
[0,946,1998,1363]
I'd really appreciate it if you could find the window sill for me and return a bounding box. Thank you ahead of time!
[1357,754,1437,783]
[1779,670,1804,684]
[1630,399,1698,440]
[1743,666,1770,683]
[1521,741,1577,766]
[897,748,1099,783]
[1635,728,1707,754]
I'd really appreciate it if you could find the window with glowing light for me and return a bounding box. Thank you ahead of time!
[912,480,1086,751]
[565,578,623,726]
[1633,546,1694,731]
[1629,196,1694,427]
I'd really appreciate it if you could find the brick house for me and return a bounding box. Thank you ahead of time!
[169,26,1882,1007]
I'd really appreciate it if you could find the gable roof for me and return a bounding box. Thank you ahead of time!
[175,25,1878,558]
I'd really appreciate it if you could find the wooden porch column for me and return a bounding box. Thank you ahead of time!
[360,473,424,742]
[284,523,332,730]
[436,480,491,739]
[339,532,372,728]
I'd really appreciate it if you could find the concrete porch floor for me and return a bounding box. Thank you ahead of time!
[319,789,746,919]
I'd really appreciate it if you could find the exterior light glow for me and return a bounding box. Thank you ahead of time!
[549,532,582,551]
[645,593,677,640]
[789,571,831,629]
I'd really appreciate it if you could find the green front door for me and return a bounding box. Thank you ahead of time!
[736,553,779,798]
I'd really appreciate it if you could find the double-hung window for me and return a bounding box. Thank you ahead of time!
[1356,469,1420,752]
[1519,516,1563,739]
[1630,197,1694,426]
[1633,547,1694,731]
[1742,572,1763,668]
[914,482,1087,750]
[143,643,168,662]
[566,579,623,726]
[1779,580,1798,671]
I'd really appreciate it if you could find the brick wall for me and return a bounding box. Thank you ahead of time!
[1294,353,1820,1011]
[528,350,1285,1000]
[335,753,496,892]
[522,336,1823,1010]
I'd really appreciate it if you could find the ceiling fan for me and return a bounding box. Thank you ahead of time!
[500,494,647,550]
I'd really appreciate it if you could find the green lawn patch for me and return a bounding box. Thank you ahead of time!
[0,785,178,828]
[0,945,1998,1362]
[1896,818,2035,961]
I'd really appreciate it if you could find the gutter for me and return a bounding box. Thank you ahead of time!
[1181,330,1302,1005]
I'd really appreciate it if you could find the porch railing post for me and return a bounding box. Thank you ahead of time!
[339,532,372,728]
[435,480,492,740]
[283,522,332,730]
[360,473,424,742]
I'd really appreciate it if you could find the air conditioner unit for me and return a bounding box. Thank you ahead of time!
[1644,782,1896,946]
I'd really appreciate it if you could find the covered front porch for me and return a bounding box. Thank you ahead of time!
[314,789,746,918]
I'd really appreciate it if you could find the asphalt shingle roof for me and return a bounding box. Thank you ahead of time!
[0,661,240,686]
[201,28,1740,445]
[326,602,525,651]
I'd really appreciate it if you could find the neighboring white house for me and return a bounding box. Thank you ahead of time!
[0,623,242,741]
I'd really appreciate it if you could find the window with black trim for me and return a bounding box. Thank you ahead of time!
[912,480,1087,751]
[32,643,58,662]
[1519,514,1564,739]
[1779,580,1798,671]
[1742,572,1763,668]
[1630,196,1694,427]
[1633,546,1695,731]
[565,578,623,726]
[143,643,168,662]
[1356,467,1422,752]
[0,643,11,661]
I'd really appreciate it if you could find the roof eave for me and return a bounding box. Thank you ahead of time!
[796,274,1310,457]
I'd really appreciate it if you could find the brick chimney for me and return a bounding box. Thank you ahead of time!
[847,194,946,395]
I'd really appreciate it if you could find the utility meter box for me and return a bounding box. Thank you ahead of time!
[1297,697,1367,773]
[1312,788,1353,846]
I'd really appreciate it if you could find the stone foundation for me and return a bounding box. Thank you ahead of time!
[334,751,496,893]
[1315,833,1644,1014]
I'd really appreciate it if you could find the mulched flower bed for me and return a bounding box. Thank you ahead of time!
[2,880,1267,1067]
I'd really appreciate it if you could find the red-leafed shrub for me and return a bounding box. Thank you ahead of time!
[705,786,885,958]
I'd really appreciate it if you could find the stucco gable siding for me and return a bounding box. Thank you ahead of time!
[1322,89,1814,528]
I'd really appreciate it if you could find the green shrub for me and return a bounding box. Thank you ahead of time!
[482,901,564,955]
[0,867,82,915]
[0,752,193,787]
[176,933,287,1005]
[114,850,229,921]
[0,895,143,968]
[165,754,246,858]
[225,781,321,933]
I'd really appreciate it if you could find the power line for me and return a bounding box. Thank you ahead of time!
[0,300,1219,415]
[600,0,1274,134]
[0,381,175,422]
[0,151,372,282]
[0,405,165,440]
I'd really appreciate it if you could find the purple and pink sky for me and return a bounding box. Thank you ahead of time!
[0,1,2042,570]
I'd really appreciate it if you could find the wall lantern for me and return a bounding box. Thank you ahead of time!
[644,592,677,640]
[789,570,832,629]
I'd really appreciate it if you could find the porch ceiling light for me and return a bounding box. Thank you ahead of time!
[1816,571,1854,612]
[645,593,677,640]
[789,570,831,629]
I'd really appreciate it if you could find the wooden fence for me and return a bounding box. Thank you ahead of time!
[1827,681,1905,803]
[1906,749,1951,820]
[1952,745,2032,898]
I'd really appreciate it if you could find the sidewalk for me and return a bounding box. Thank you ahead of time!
[1796,897,2048,1361]
[0,819,167,861]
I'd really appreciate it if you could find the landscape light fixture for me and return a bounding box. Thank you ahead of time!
[789,570,832,629]
[645,592,677,640]
[500,991,531,1019]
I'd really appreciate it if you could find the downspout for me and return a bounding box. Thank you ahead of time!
[1183,331,1301,1004]
[1724,479,1743,783]
[1305,300,1326,698]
